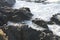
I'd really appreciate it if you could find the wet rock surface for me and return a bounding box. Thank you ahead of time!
[32,18,49,29]
[51,13,60,25]
[0,6,33,22]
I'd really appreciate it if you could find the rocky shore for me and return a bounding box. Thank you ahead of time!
[0,0,60,40]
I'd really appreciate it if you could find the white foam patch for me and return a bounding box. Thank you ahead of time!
[48,24,60,36]
[56,15,60,21]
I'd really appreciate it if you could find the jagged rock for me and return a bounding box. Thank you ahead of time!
[51,13,60,25]
[0,12,7,26]
[1,23,60,40]
[9,7,33,22]
[46,21,54,24]
[32,18,49,29]
[2,23,41,40]
[3,24,41,40]
[0,0,16,7]
[0,6,33,25]
[0,6,15,22]
[40,30,54,40]
[0,7,33,22]
[15,7,33,20]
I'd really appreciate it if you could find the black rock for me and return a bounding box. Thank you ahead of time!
[32,18,48,29]
[51,13,60,25]
[0,12,7,26]
[10,7,33,22]
[0,7,33,22]
[40,30,53,40]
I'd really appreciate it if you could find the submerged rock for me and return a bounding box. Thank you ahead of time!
[40,30,53,40]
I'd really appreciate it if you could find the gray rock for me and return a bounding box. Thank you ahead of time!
[0,0,16,7]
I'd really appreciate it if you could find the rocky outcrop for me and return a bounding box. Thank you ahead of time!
[1,23,59,40]
[32,18,49,29]
[0,7,33,25]
[0,12,7,26]
[0,6,60,40]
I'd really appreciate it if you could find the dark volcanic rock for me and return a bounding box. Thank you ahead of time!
[40,30,53,40]
[0,12,7,26]
[0,0,16,7]
[51,13,60,25]
[32,18,49,29]
[15,7,33,20]
[3,24,41,40]
[9,7,33,22]
[1,23,60,40]
[0,7,33,22]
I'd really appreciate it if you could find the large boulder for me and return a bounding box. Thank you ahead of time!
[9,7,33,22]
[0,7,33,22]
[2,23,39,40]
